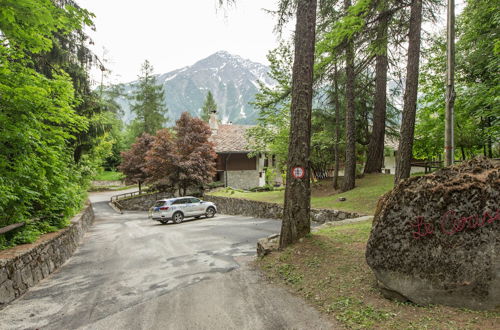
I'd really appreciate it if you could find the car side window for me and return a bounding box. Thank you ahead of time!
[190,198,200,203]
[172,199,183,205]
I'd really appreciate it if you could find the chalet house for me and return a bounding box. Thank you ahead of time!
[208,113,273,190]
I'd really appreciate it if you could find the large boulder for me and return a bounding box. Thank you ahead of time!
[366,157,500,310]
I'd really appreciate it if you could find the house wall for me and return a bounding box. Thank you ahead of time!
[216,153,266,190]
[383,156,425,175]
[226,170,260,190]
[216,154,256,171]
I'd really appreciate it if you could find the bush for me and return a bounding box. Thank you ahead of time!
[265,168,276,185]
[249,184,274,192]
[206,181,225,189]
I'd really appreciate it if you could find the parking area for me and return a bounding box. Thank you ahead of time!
[0,194,333,330]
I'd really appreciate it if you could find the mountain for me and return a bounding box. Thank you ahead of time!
[115,51,275,125]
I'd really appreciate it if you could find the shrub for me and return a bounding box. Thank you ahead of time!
[249,184,274,192]
[206,181,225,189]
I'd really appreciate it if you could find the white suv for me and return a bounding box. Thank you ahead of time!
[149,197,217,224]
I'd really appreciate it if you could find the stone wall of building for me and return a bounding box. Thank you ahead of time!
[0,203,94,306]
[203,195,363,223]
[226,170,261,190]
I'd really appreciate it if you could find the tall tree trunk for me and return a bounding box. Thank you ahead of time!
[444,0,455,166]
[364,8,389,174]
[280,0,317,249]
[487,117,493,158]
[333,63,341,190]
[394,0,423,184]
[138,181,142,194]
[341,0,356,192]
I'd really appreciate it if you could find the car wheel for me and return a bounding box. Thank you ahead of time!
[206,207,216,218]
[173,212,184,224]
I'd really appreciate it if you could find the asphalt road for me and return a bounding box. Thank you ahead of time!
[0,191,334,330]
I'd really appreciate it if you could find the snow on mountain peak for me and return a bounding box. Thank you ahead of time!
[114,51,276,125]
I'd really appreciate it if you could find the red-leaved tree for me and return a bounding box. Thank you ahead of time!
[174,112,217,195]
[144,112,217,196]
[144,128,178,191]
[118,133,155,193]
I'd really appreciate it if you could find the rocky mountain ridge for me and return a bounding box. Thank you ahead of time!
[115,51,275,125]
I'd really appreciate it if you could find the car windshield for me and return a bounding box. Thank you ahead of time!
[154,201,167,207]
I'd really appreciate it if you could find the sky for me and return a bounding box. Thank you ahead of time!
[79,0,464,86]
[79,0,286,85]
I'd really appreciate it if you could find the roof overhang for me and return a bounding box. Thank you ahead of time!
[216,151,251,154]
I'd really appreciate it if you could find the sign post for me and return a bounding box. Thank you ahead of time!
[291,166,305,179]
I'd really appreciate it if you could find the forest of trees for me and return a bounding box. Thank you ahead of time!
[0,0,121,247]
[244,0,499,246]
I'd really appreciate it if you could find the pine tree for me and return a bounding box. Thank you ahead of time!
[395,0,423,183]
[364,3,389,174]
[394,0,422,183]
[341,0,357,192]
[201,91,217,122]
[130,60,168,137]
[280,0,317,249]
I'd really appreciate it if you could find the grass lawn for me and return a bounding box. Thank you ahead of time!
[209,174,395,215]
[93,170,125,181]
[257,221,500,329]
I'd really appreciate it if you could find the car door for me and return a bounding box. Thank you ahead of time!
[189,198,204,215]
[179,198,194,216]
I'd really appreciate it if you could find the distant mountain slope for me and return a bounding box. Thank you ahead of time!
[115,51,275,125]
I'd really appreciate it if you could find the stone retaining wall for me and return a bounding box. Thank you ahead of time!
[0,203,94,306]
[115,193,173,211]
[203,195,363,223]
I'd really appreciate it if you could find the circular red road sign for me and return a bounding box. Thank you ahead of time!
[291,166,305,179]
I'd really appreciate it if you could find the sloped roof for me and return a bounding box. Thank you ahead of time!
[210,124,253,153]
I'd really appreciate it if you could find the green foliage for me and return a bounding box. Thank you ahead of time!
[328,297,393,328]
[94,171,125,181]
[201,91,217,122]
[265,167,277,185]
[247,42,293,167]
[415,0,499,160]
[129,60,168,137]
[277,263,303,285]
[0,0,108,249]
[206,181,225,189]
[249,184,274,192]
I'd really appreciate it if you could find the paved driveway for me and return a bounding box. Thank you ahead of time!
[0,191,334,329]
